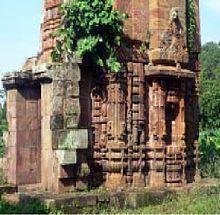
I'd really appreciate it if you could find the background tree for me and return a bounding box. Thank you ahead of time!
[199,42,220,130]
[199,42,220,178]
[0,90,7,157]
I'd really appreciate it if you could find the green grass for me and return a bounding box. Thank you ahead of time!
[0,198,64,214]
[84,185,220,214]
[0,199,50,214]
[0,170,6,186]
[0,185,220,214]
[137,190,220,214]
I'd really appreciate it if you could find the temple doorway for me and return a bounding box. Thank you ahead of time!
[16,86,41,184]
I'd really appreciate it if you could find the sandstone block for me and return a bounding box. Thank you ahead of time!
[56,150,77,165]
[50,114,64,130]
[57,129,88,150]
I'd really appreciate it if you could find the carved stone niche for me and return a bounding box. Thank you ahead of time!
[160,8,188,62]
[149,5,189,65]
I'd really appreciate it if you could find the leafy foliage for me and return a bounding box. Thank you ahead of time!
[199,129,220,178]
[199,42,220,130]
[199,42,220,178]
[199,42,220,80]
[0,169,7,185]
[200,79,220,130]
[0,198,61,214]
[52,0,127,73]
[187,0,197,53]
[0,90,7,158]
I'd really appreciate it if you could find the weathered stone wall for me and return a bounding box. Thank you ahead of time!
[48,64,89,192]
[93,0,200,189]
[3,62,91,192]
[115,0,149,41]
[2,0,201,193]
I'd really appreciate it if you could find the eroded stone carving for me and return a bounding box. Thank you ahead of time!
[160,7,188,63]
[2,0,200,193]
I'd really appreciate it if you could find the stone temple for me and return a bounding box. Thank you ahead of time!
[2,0,201,193]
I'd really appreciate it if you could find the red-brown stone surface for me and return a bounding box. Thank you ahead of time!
[5,88,41,185]
[38,0,63,63]
[3,0,200,192]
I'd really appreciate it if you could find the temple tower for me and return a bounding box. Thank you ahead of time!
[2,0,200,192]
[39,0,63,63]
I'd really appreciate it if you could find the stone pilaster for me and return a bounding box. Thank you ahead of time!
[147,79,166,187]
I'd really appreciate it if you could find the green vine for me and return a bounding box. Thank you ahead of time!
[187,0,197,53]
[52,0,127,73]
